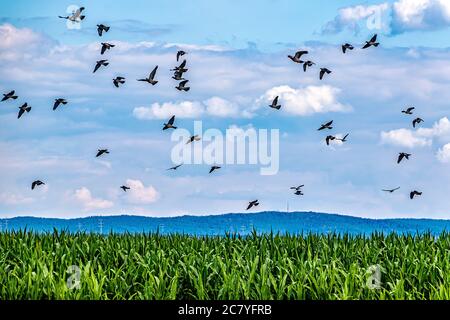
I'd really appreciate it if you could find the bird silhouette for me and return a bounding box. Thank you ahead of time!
[113,76,125,88]
[18,103,31,119]
[59,7,85,22]
[382,187,400,193]
[138,66,158,85]
[97,24,110,36]
[326,135,336,145]
[303,60,315,72]
[269,96,281,110]
[246,200,259,210]
[167,164,182,170]
[338,133,349,142]
[410,190,422,199]
[53,98,67,110]
[163,115,177,130]
[93,60,109,73]
[412,118,424,128]
[362,34,379,49]
[342,43,354,53]
[176,80,190,92]
[288,50,308,63]
[31,180,45,190]
[100,42,115,55]
[318,120,333,131]
[402,107,415,115]
[120,185,130,192]
[290,185,304,191]
[209,166,221,173]
[186,135,201,144]
[294,190,304,196]
[319,68,332,80]
[397,152,411,164]
[172,60,188,73]
[2,90,18,102]
[176,50,187,61]
[172,70,186,81]
[96,149,109,157]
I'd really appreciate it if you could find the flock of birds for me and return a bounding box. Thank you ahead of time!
[1,8,427,214]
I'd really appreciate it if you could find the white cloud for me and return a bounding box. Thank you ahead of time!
[133,101,204,120]
[258,85,351,116]
[437,143,450,163]
[125,179,159,204]
[0,192,34,205]
[204,97,240,117]
[416,117,450,138]
[381,128,432,148]
[74,187,113,210]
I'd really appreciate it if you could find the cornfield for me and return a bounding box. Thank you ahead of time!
[1,230,450,300]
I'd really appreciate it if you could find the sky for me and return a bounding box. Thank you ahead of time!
[1,0,450,219]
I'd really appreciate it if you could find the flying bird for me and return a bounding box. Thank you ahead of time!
[120,185,130,192]
[303,60,315,72]
[410,190,422,199]
[412,118,424,128]
[246,200,259,210]
[290,185,304,192]
[176,50,187,61]
[172,60,188,73]
[288,50,308,63]
[31,180,45,190]
[172,71,186,81]
[397,152,411,164]
[338,134,349,142]
[294,190,304,196]
[319,68,332,80]
[342,43,354,54]
[269,96,281,110]
[209,166,221,174]
[362,34,379,49]
[53,98,67,110]
[318,120,333,131]
[176,80,190,92]
[402,107,415,115]
[100,42,115,55]
[382,187,400,193]
[326,135,336,146]
[2,90,18,102]
[58,6,85,22]
[163,115,177,130]
[186,135,201,144]
[167,164,182,171]
[96,149,109,157]
[97,24,110,36]
[93,60,109,73]
[113,76,125,88]
[138,66,158,85]
[17,103,31,119]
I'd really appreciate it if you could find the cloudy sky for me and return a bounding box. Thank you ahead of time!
[1,0,450,219]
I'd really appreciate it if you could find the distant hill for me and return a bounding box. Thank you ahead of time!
[2,211,450,235]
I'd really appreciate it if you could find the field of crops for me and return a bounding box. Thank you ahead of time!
[1,231,450,300]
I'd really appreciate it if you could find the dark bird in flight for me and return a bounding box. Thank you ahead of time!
[412,118,424,128]
[58,6,85,22]
[2,90,18,102]
[93,60,109,73]
[209,166,221,174]
[172,60,188,73]
[138,66,158,85]
[31,180,45,190]
[176,50,187,61]
[96,149,109,157]
[167,164,182,171]
[176,80,190,92]
[362,34,379,49]
[402,107,415,115]
[100,42,115,55]
[186,135,201,144]
[397,152,411,164]
[53,98,67,110]
[18,103,31,119]
[303,60,315,72]
[288,50,308,63]
[246,200,259,210]
[338,133,349,142]
[294,190,304,196]
[342,43,354,54]
[113,76,125,88]
[163,115,177,130]
[382,187,400,193]
[172,71,186,81]
[326,135,336,145]
[318,120,333,131]
[120,185,130,192]
[97,24,110,36]
[319,68,332,80]
[290,185,304,192]
[269,96,281,110]
[410,190,422,199]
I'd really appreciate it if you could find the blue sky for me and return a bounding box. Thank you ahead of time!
[1,0,450,218]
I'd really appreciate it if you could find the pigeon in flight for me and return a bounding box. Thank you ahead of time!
[2,90,18,102]
[290,185,304,192]
[342,43,354,54]
[325,135,336,146]
[163,115,177,130]
[410,190,422,199]
[97,24,110,36]
[246,200,259,210]
[303,60,315,72]
[288,50,308,63]
[172,60,188,73]
[269,96,281,110]
[319,68,332,80]
[294,190,304,196]
[17,103,31,119]
[177,50,187,61]
[93,60,109,73]
[382,187,400,193]
[138,66,158,85]
[53,98,67,110]
[96,149,109,157]
[120,185,130,192]
[113,76,125,88]
[209,166,221,174]
[412,118,424,128]
[100,42,115,55]
[362,34,379,49]
[172,71,186,81]
[397,152,411,164]
[186,135,201,144]
[337,134,349,142]
[176,80,190,92]
[167,164,182,171]
[58,6,85,22]
[402,107,415,115]
[318,120,333,131]
[31,180,45,190]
